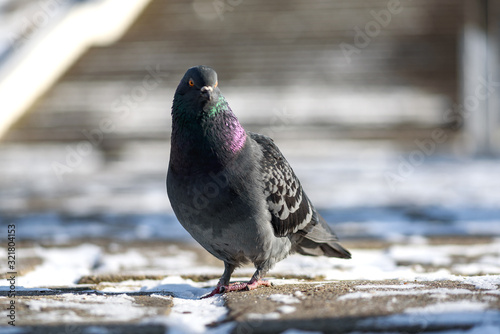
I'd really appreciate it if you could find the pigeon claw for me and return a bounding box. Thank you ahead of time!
[201,285,224,299]
[201,279,271,299]
[245,279,272,291]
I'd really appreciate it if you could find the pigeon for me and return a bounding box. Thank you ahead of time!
[167,65,351,297]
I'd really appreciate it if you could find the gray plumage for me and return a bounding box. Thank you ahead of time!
[167,66,350,295]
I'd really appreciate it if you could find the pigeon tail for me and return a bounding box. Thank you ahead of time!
[295,238,351,259]
[293,213,351,259]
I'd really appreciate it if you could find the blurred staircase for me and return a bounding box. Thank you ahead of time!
[2,0,463,147]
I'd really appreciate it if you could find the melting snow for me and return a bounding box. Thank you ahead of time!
[268,294,301,304]
[277,305,297,314]
[405,301,490,314]
[247,312,281,320]
[356,284,425,289]
[25,294,152,323]
[359,311,500,333]
[273,239,500,281]
[143,276,234,334]
[337,288,474,301]
[18,244,101,287]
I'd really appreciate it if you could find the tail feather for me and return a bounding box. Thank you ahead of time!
[295,238,351,259]
[320,242,352,259]
[293,212,351,259]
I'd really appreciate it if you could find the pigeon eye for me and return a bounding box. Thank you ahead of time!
[188,79,195,87]
[214,81,218,88]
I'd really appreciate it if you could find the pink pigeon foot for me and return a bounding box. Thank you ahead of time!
[201,279,271,299]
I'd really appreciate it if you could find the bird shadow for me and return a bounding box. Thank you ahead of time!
[144,282,214,300]
[0,282,214,300]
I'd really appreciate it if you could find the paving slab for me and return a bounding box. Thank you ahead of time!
[1,237,499,333]
[0,289,173,326]
[223,280,500,333]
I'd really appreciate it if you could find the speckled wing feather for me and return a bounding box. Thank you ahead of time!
[249,132,314,237]
[249,132,351,259]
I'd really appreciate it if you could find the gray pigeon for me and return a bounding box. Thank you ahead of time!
[167,66,351,297]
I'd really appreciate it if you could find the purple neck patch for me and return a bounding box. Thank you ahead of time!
[230,123,247,153]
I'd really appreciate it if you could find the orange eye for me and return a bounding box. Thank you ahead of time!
[214,81,218,88]
[188,79,194,87]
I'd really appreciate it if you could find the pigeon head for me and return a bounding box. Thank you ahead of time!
[174,65,220,111]
[170,66,247,169]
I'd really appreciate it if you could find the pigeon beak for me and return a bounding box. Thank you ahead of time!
[200,85,213,101]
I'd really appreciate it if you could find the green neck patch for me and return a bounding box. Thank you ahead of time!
[207,96,227,117]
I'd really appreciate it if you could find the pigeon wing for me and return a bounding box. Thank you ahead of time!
[249,132,313,237]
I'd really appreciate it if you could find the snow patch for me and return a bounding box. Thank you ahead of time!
[405,301,490,314]
[460,276,500,291]
[268,294,301,304]
[294,290,304,298]
[18,244,101,287]
[162,296,231,333]
[359,311,500,333]
[144,276,233,334]
[356,284,425,290]
[277,305,297,314]
[338,288,473,301]
[25,293,152,323]
[96,249,149,273]
[247,312,280,320]
[272,240,500,282]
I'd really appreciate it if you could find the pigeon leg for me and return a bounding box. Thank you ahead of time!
[223,278,271,292]
[202,267,271,298]
[201,262,235,299]
[242,267,272,291]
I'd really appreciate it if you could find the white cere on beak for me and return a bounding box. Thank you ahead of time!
[201,86,213,93]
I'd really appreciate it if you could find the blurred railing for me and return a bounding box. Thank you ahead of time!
[0,0,152,138]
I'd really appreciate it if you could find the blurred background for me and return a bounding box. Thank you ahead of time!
[0,0,499,243]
